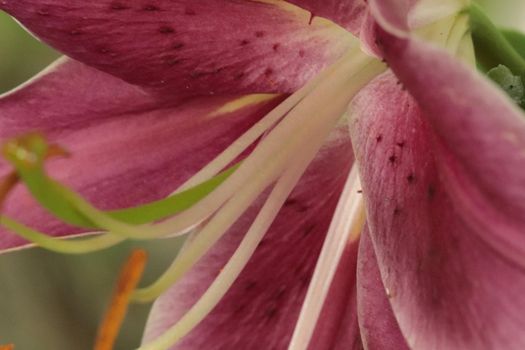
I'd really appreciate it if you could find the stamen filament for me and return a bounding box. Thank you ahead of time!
[132,52,385,302]
[95,249,147,350]
[175,55,349,192]
[0,216,123,254]
[139,132,319,350]
[288,165,365,350]
[139,54,385,349]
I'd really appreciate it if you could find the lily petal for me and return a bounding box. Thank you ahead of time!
[376,32,525,266]
[356,227,409,350]
[143,126,353,349]
[0,59,282,251]
[0,0,354,96]
[350,72,525,349]
[284,0,367,34]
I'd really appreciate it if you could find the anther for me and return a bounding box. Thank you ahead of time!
[94,249,148,350]
[0,172,19,208]
[0,344,14,350]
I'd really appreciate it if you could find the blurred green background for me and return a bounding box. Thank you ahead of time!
[0,2,523,349]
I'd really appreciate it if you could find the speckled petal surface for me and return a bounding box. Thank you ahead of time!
[0,59,283,251]
[143,127,354,349]
[0,0,354,96]
[285,0,367,34]
[350,72,525,349]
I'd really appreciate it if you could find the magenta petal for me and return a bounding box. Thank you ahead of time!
[143,127,354,349]
[356,228,409,350]
[350,72,525,349]
[0,0,353,96]
[0,59,282,251]
[377,33,525,264]
[285,0,367,34]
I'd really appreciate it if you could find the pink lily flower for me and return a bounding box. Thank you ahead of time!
[1,0,525,349]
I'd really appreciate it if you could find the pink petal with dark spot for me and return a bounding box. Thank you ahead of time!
[143,127,354,349]
[376,32,525,266]
[350,72,525,349]
[0,59,283,251]
[0,0,353,96]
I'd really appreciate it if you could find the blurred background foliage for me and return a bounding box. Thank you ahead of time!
[0,1,523,349]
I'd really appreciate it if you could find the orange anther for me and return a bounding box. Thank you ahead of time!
[0,172,19,208]
[94,249,147,350]
[0,344,14,350]
[46,143,71,159]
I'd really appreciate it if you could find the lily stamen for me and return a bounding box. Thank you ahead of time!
[0,172,19,208]
[94,249,147,350]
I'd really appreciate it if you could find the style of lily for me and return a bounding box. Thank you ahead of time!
[0,0,524,349]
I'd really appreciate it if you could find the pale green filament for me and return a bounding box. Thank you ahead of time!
[132,53,386,304]
[0,216,123,254]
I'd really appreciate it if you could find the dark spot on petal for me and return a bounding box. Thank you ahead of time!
[302,224,316,237]
[357,190,363,194]
[284,198,308,212]
[190,70,206,79]
[185,8,196,15]
[407,173,416,184]
[388,154,397,164]
[299,49,305,58]
[245,280,257,291]
[159,25,175,34]
[396,141,405,148]
[163,55,181,66]
[234,72,245,80]
[240,39,250,46]
[393,207,401,216]
[143,4,160,11]
[255,31,265,38]
[427,184,436,200]
[172,42,185,49]
[265,304,279,319]
[376,134,383,142]
[110,2,130,10]
[272,43,280,51]
[264,68,274,77]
